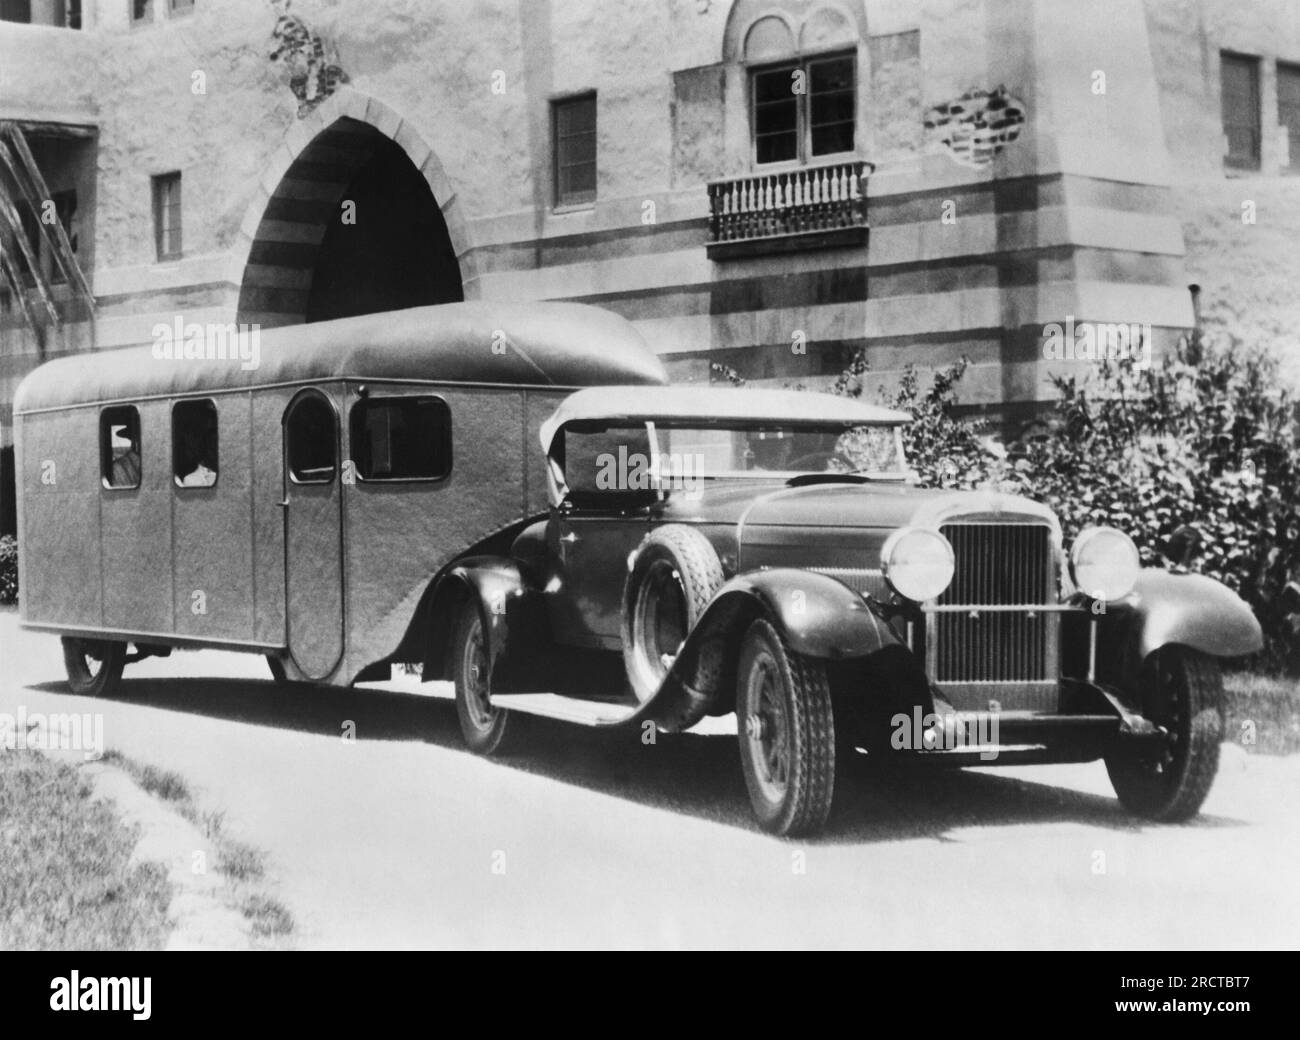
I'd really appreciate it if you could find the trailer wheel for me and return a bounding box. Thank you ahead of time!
[452,606,513,755]
[622,524,724,703]
[1105,646,1224,822]
[736,619,835,837]
[62,638,127,698]
[265,656,299,685]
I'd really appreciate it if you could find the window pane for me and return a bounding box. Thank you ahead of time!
[754,66,798,105]
[173,399,218,488]
[809,56,855,156]
[287,396,337,484]
[810,57,854,93]
[554,95,597,205]
[754,67,799,164]
[560,423,657,509]
[101,406,141,489]
[811,121,855,155]
[756,132,799,164]
[1279,64,1300,170]
[1221,53,1260,168]
[349,397,451,481]
[153,172,182,260]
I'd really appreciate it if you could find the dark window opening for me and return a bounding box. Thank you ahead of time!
[15,201,39,287]
[1222,52,1261,170]
[152,171,182,260]
[170,0,194,15]
[0,0,78,26]
[172,399,218,488]
[286,395,337,484]
[131,0,153,25]
[558,423,657,511]
[48,190,77,284]
[100,406,141,490]
[553,93,597,207]
[1279,63,1300,172]
[752,52,856,165]
[303,126,464,323]
[349,396,451,482]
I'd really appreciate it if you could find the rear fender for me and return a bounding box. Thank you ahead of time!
[421,557,532,679]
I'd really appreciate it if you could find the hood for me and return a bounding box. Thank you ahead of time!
[655,479,1058,533]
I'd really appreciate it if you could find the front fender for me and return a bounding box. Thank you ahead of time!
[716,568,902,659]
[644,568,905,732]
[1099,570,1262,683]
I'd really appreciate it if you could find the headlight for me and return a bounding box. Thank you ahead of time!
[881,527,955,602]
[1070,526,1140,601]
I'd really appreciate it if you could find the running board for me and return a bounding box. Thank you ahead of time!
[489,693,640,727]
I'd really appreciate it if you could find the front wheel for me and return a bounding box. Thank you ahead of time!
[1104,645,1224,821]
[62,638,127,697]
[452,606,513,755]
[736,619,836,837]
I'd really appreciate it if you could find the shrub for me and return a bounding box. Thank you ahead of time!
[824,336,1300,672]
[0,535,16,605]
[1016,331,1300,673]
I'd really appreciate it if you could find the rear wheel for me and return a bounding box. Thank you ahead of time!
[452,606,513,755]
[62,638,126,697]
[736,619,835,837]
[1105,646,1224,821]
[622,525,724,703]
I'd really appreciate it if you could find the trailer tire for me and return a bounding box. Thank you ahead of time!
[62,637,127,698]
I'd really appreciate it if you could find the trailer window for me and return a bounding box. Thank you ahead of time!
[100,406,141,489]
[172,399,218,488]
[349,396,451,481]
[286,394,338,484]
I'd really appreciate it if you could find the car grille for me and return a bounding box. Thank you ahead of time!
[929,522,1057,707]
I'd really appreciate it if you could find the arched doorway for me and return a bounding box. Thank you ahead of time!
[236,100,468,328]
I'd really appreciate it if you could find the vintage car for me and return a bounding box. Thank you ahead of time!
[446,385,1263,836]
[13,301,1263,837]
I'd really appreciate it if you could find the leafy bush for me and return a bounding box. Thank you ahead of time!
[0,535,16,605]
[825,335,1300,672]
[1017,332,1300,673]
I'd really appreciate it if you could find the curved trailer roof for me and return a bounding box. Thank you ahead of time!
[14,301,668,414]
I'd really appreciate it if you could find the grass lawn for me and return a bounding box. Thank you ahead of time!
[0,752,172,950]
[1225,671,1300,755]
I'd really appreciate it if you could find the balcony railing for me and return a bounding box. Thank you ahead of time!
[706,158,872,260]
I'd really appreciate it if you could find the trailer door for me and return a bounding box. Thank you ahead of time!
[282,389,345,679]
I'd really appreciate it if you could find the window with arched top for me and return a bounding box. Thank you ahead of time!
[726,2,864,167]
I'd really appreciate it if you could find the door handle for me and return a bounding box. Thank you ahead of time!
[560,531,579,544]
[277,498,289,508]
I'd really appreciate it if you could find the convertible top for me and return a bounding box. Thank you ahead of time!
[540,386,912,452]
[14,301,668,413]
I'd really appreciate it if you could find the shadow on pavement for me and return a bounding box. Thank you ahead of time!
[25,675,1244,843]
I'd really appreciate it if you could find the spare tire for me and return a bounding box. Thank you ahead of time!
[622,524,725,703]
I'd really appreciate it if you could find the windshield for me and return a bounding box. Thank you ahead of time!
[557,421,908,503]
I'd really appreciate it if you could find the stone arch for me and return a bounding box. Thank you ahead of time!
[722,0,866,64]
[232,89,476,328]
